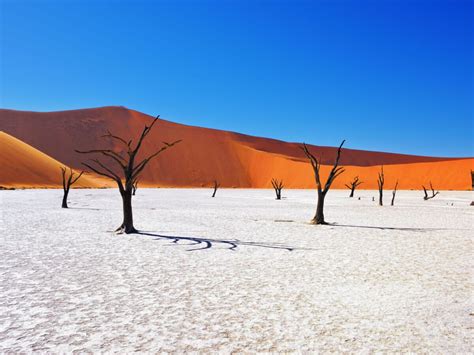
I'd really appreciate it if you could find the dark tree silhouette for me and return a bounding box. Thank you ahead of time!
[60,167,84,208]
[471,170,474,190]
[377,166,384,206]
[345,176,363,197]
[212,180,220,197]
[422,182,439,200]
[132,179,139,196]
[76,116,181,233]
[301,140,345,225]
[391,180,398,206]
[271,178,284,200]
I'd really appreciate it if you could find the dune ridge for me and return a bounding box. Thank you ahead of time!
[0,106,472,189]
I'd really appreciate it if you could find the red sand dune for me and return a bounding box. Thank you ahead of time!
[0,131,112,188]
[0,106,472,189]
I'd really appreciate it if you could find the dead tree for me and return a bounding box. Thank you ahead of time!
[377,166,384,206]
[301,140,345,225]
[271,178,284,200]
[345,176,363,197]
[76,116,181,233]
[422,182,439,200]
[212,180,220,197]
[471,170,474,190]
[60,167,84,208]
[132,179,139,196]
[391,180,398,206]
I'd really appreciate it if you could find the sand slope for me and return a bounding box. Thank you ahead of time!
[237,143,474,190]
[0,106,472,189]
[0,131,112,188]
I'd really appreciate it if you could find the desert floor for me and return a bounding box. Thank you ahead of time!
[1,188,473,352]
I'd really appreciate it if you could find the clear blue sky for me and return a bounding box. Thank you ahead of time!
[1,0,472,157]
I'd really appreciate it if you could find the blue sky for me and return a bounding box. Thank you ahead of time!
[1,0,472,157]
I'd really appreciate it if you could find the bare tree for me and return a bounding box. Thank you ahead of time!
[391,180,398,206]
[377,166,384,206]
[132,179,139,196]
[76,116,181,233]
[212,180,220,197]
[301,140,345,225]
[271,178,284,200]
[422,182,439,200]
[60,167,84,208]
[345,176,363,198]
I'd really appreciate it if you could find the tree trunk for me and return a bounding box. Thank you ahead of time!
[118,190,137,233]
[62,189,69,208]
[311,191,326,224]
[379,190,383,206]
[349,187,355,198]
[391,192,395,206]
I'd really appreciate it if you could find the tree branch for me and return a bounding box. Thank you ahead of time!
[60,166,67,191]
[132,116,160,155]
[102,130,130,148]
[323,140,345,193]
[132,139,182,180]
[301,143,322,191]
[71,171,84,185]
[75,149,127,170]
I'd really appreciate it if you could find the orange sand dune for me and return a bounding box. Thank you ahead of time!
[0,106,472,189]
[0,131,113,188]
[237,143,473,190]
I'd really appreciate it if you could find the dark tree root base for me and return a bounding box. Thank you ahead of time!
[310,219,329,225]
[115,225,138,234]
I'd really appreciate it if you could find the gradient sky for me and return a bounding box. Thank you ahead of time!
[1,0,472,157]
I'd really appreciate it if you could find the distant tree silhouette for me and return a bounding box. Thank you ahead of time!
[422,182,439,200]
[377,166,384,206]
[211,180,220,197]
[132,179,139,196]
[391,180,399,206]
[301,140,345,224]
[345,176,363,197]
[76,116,181,233]
[271,178,284,200]
[471,170,474,190]
[60,167,84,208]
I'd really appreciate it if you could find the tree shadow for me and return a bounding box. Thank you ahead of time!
[329,223,453,232]
[137,231,301,252]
